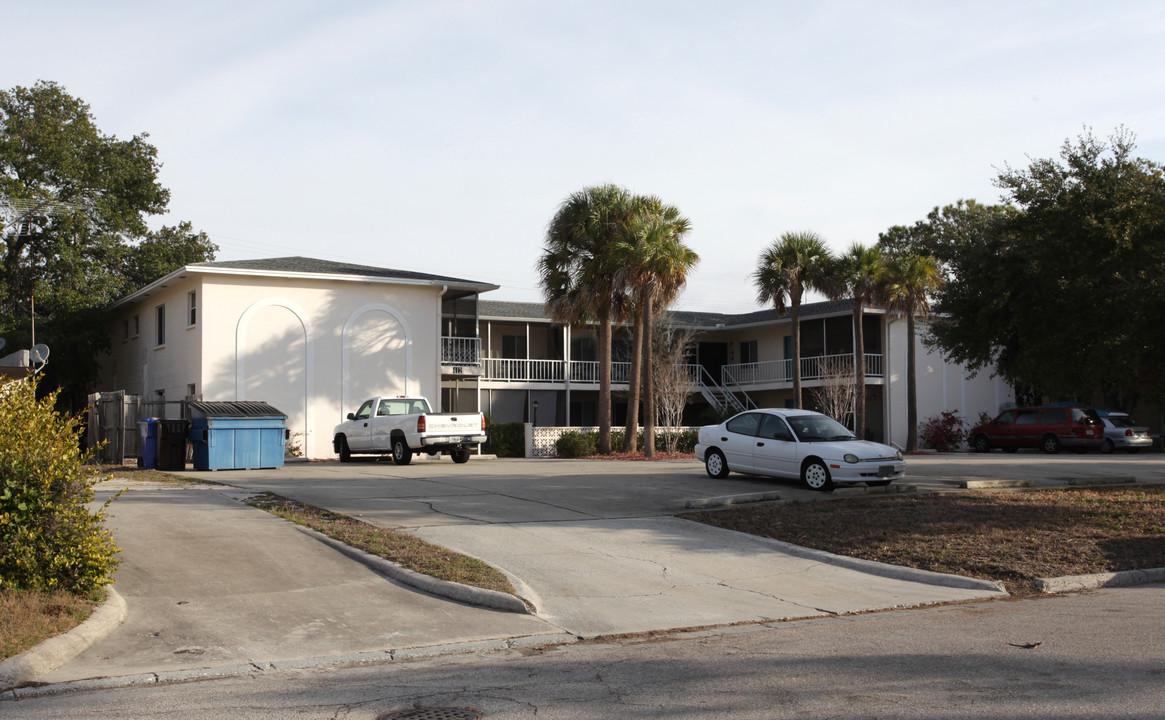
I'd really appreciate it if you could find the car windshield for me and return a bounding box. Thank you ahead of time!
[786,414,856,442]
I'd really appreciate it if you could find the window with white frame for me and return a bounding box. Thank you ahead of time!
[155,305,166,347]
[187,291,197,327]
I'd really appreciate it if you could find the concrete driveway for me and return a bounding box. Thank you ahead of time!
[35,451,1155,687]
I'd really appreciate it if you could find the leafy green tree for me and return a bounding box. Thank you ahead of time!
[613,196,697,456]
[833,243,886,437]
[0,376,119,595]
[1,81,215,405]
[881,252,943,451]
[753,231,835,408]
[537,184,634,454]
[884,129,1165,410]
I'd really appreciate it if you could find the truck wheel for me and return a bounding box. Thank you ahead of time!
[391,437,413,465]
[451,449,471,464]
[337,436,351,463]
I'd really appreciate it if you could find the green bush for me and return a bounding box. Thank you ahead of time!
[0,377,120,596]
[482,421,525,457]
[657,428,699,454]
[554,431,597,458]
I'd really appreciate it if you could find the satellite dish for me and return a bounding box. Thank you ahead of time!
[30,344,49,364]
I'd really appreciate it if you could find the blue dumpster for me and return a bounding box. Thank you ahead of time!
[187,401,287,471]
[138,418,159,469]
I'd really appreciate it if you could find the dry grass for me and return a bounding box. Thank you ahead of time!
[246,493,516,595]
[682,486,1165,596]
[0,590,98,660]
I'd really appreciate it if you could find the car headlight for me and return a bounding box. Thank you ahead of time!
[895,451,903,461]
[843,454,859,464]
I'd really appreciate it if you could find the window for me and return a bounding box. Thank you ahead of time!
[187,384,197,398]
[726,413,762,436]
[502,335,527,359]
[155,305,166,347]
[1015,410,1039,425]
[122,319,130,340]
[740,340,758,364]
[132,315,139,338]
[187,291,197,327]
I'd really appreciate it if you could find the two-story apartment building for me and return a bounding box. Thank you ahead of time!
[98,256,1011,459]
[440,298,1011,446]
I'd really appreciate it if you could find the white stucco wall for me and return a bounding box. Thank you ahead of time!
[884,316,1014,449]
[101,270,445,460]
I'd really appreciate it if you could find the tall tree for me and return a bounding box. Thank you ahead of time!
[537,184,633,454]
[880,252,943,451]
[752,231,835,408]
[833,243,886,438]
[1,81,213,406]
[614,196,697,456]
[920,129,1165,408]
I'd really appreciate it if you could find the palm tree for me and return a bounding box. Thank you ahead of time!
[752,231,835,409]
[536,184,633,454]
[883,252,943,451]
[834,242,887,438]
[614,197,697,456]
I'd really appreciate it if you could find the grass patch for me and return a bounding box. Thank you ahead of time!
[246,493,516,596]
[93,464,220,485]
[681,486,1165,596]
[1,589,99,660]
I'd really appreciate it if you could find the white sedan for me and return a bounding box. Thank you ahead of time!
[695,408,906,491]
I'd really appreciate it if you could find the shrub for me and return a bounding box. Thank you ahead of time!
[657,428,698,454]
[0,377,120,596]
[918,410,968,452]
[554,430,597,458]
[483,421,524,457]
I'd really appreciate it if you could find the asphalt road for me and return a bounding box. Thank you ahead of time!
[6,583,1163,719]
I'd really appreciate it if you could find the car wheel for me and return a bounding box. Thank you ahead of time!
[337,436,351,463]
[1042,434,1061,454]
[392,437,413,465]
[705,449,730,479]
[802,459,834,491]
[451,449,470,464]
[972,435,992,453]
[1100,438,1115,454]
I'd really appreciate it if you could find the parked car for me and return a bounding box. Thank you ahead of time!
[1098,411,1153,454]
[967,405,1103,454]
[695,408,905,491]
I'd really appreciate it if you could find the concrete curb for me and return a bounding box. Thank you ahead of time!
[0,587,127,692]
[676,491,784,510]
[3,633,580,700]
[1037,567,1165,594]
[294,525,532,614]
[737,532,1009,593]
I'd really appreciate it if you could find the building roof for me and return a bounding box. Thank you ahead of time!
[478,298,866,327]
[113,256,499,308]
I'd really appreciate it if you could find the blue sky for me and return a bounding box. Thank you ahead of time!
[5,1,1164,312]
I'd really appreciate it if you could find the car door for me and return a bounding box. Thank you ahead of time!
[719,412,763,473]
[751,413,799,479]
[345,399,376,451]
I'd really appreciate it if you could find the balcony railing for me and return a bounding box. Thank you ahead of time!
[441,336,482,365]
[468,352,882,386]
[722,353,883,386]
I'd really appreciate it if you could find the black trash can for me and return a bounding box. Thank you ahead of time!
[155,418,190,471]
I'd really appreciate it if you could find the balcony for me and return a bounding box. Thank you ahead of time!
[441,336,483,377]
[722,353,883,386]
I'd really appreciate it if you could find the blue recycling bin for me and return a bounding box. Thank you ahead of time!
[187,401,287,471]
[138,418,159,469]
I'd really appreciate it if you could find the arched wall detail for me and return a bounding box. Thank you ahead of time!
[342,303,414,413]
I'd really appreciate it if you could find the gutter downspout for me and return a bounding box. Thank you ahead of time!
[438,285,447,412]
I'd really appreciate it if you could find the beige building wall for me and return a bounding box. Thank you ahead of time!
[885,316,1013,449]
[102,270,445,460]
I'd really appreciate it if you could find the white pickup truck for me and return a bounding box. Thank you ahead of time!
[333,396,486,465]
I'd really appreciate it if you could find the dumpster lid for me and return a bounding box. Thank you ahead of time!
[189,401,286,418]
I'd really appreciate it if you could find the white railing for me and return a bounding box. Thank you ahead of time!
[722,353,883,385]
[484,358,566,382]
[441,336,481,365]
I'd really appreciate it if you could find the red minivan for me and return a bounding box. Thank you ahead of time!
[967,405,1104,454]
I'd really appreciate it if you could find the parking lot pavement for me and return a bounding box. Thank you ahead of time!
[34,480,555,685]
